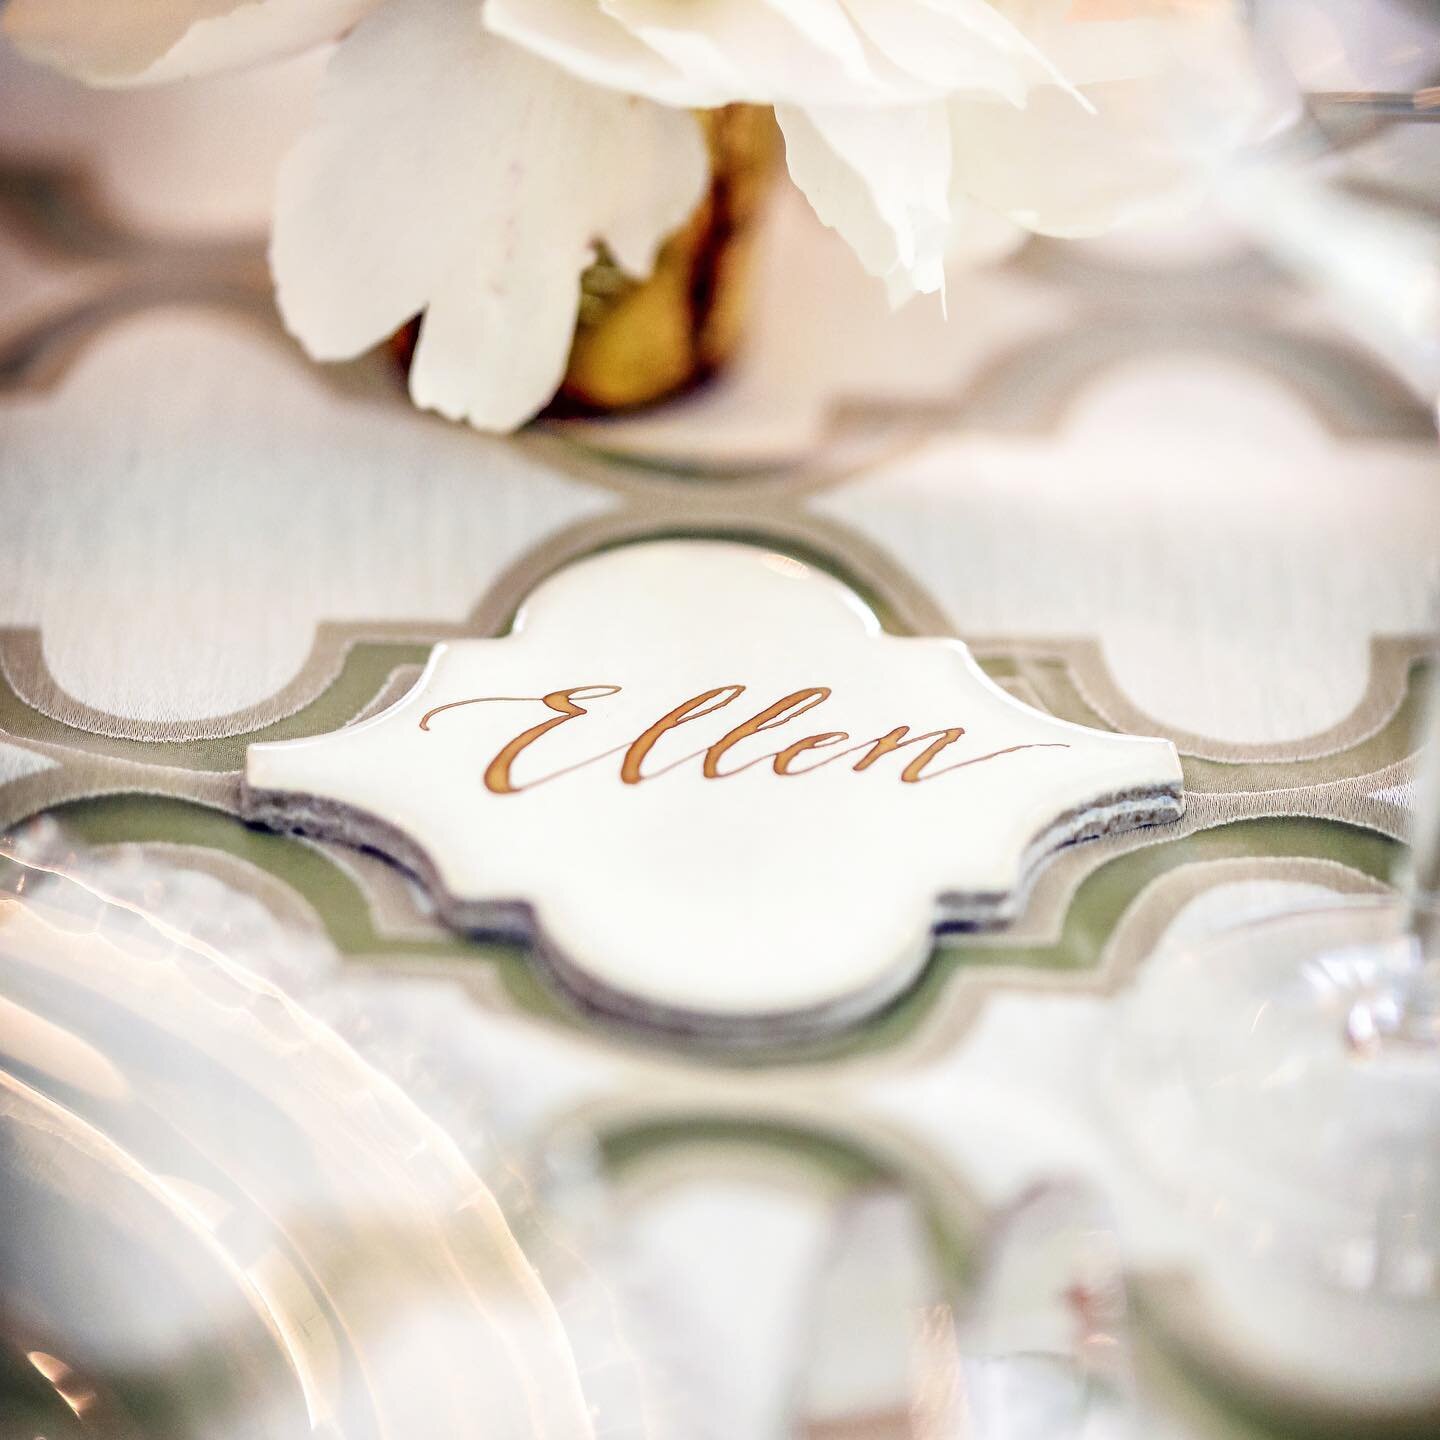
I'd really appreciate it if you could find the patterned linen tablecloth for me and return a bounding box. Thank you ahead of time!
[2,40,1437,1440]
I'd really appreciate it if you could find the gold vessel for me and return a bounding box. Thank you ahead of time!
[556,105,781,413]
[391,105,780,418]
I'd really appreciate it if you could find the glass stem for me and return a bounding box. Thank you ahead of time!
[1395,624,1440,1042]
[1405,590,1440,950]
[1347,620,1440,1055]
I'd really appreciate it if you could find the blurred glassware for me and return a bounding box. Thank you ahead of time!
[788,1182,1136,1440]
[1097,8,1440,1419]
[1228,0,1440,398]
[1106,894,1440,1426]
[1250,0,1440,105]
[1109,893,1440,1287]
[1109,639,1440,1308]
[1105,660,1440,1417]
[0,831,593,1440]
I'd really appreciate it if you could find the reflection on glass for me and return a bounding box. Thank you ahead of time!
[0,835,590,1439]
[791,1183,1136,1439]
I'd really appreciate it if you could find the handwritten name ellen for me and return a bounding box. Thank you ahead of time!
[418,684,1068,795]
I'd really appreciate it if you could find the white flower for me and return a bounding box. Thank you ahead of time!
[4,0,1255,431]
[4,0,708,432]
[270,1,709,431]
[493,0,1257,299]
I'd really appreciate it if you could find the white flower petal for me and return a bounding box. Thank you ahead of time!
[272,0,708,431]
[601,0,893,106]
[1017,10,1190,87]
[840,0,1040,101]
[408,242,588,431]
[949,82,1225,236]
[483,0,701,105]
[949,5,1258,236]
[2,0,377,87]
[776,101,951,298]
[945,195,1027,266]
[757,0,870,72]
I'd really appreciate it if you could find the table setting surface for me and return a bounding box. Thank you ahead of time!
[2,29,1438,1440]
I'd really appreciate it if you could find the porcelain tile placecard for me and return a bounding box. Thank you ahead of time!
[244,541,1183,1039]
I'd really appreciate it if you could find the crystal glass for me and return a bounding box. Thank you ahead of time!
[1111,896,1440,1297]
[1103,0,1440,1275]
[0,830,597,1438]
[787,1180,1137,1440]
[1230,1,1440,396]
[1105,664,1440,1413]
[1097,2,1440,1414]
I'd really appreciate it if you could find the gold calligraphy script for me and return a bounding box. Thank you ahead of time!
[418,684,1070,795]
